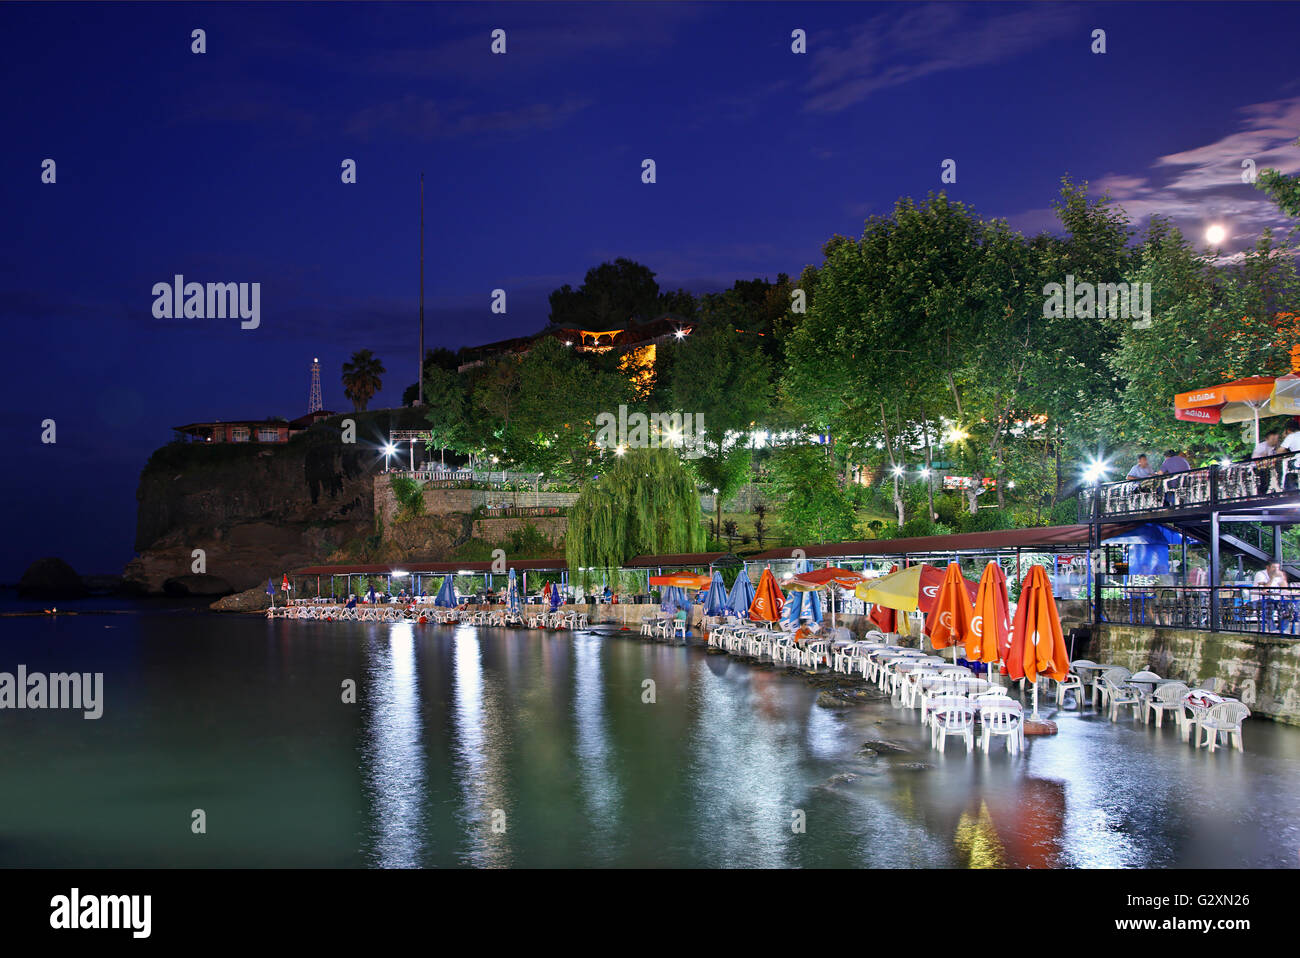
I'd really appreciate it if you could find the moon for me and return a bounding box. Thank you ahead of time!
[1206,224,1227,246]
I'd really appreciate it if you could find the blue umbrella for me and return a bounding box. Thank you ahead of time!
[367,585,377,604]
[806,587,824,625]
[728,565,755,617]
[507,568,520,614]
[783,589,804,627]
[549,584,563,610]
[434,574,456,608]
[704,571,731,616]
[266,577,275,608]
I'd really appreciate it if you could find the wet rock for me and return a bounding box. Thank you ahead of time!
[17,557,89,599]
[1024,719,1058,736]
[816,691,857,708]
[822,772,859,787]
[163,574,234,597]
[860,739,911,755]
[894,762,934,772]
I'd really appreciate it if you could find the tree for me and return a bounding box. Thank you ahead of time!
[422,366,470,466]
[770,445,857,544]
[402,347,461,406]
[1256,137,1300,219]
[548,258,662,328]
[341,349,385,412]
[565,448,705,586]
[670,323,772,534]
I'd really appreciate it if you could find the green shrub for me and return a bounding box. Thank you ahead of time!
[390,475,426,521]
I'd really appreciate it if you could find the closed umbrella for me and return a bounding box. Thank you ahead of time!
[550,583,564,611]
[926,562,977,665]
[728,565,755,618]
[434,574,456,608]
[507,568,520,615]
[266,576,276,609]
[1007,565,1071,720]
[747,567,785,623]
[782,589,805,629]
[968,562,1013,683]
[703,571,731,616]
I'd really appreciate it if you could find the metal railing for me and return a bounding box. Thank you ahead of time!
[1079,451,1300,521]
[1099,583,1300,636]
[389,467,546,486]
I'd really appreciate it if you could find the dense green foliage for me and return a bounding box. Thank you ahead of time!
[565,448,705,585]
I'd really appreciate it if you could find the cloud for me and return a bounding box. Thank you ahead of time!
[804,4,1078,113]
[1077,96,1300,254]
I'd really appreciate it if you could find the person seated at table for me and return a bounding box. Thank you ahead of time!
[1126,454,1154,479]
[1282,420,1300,453]
[1157,449,1190,474]
[1252,430,1281,460]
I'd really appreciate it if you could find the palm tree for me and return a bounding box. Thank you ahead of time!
[342,350,386,411]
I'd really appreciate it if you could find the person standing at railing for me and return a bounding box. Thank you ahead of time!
[1126,454,1154,479]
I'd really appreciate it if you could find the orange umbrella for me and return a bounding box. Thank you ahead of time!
[1008,565,1070,719]
[968,562,1012,665]
[648,573,712,590]
[925,562,976,662]
[1173,375,1277,441]
[747,567,785,623]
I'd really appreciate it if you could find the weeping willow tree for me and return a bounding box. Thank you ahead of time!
[566,448,706,588]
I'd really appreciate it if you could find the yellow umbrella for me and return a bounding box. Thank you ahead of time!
[1270,373,1300,417]
[855,565,926,612]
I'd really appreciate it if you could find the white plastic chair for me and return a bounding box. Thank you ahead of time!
[1103,673,1142,722]
[1197,701,1250,752]
[979,704,1023,754]
[930,697,976,752]
[1096,666,1131,710]
[1144,682,1189,728]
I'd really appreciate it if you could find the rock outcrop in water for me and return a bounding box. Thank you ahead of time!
[210,585,274,612]
[17,557,89,599]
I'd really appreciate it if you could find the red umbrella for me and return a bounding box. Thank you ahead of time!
[867,564,900,632]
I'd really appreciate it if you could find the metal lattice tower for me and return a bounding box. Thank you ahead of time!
[308,357,323,413]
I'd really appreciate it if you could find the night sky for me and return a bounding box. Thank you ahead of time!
[3,1,1299,581]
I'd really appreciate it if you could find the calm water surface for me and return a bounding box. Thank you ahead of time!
[2,603,1298,867]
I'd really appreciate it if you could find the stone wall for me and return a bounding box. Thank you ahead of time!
[375,477,578,522]
[1093,623,1300,726]
[472,516,567,544]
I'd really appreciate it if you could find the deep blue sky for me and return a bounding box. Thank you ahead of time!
[3,1,1299,580]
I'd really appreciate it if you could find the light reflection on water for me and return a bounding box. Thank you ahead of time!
[362,625,424,867]
[2,612,1299,868]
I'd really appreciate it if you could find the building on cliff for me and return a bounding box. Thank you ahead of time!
[455,313,695,379]
[173,410,335,444]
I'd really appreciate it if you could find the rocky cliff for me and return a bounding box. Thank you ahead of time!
[124,411,427,594]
